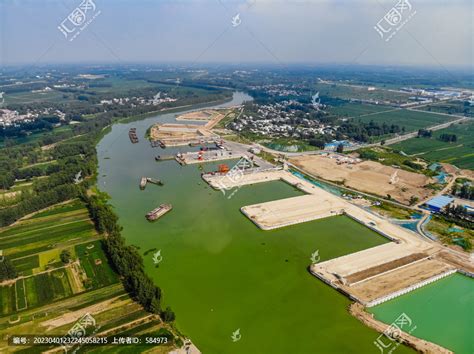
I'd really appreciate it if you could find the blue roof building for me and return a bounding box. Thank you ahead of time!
[425,196,454,212]
[428,163,440,171]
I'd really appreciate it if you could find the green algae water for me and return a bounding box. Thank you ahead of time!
[97,92,413,354]
[369,273,474,354]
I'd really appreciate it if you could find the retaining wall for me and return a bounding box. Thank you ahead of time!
[365,269,458,307]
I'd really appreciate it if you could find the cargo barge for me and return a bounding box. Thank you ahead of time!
[147,178,163,186]
[140,177,163,189]
[129,128,139,143]
[146,204,172,221]
[155,155,175,161]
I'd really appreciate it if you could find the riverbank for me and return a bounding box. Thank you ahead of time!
[350,303,452,354]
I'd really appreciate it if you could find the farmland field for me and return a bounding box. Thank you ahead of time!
[12,255,40,274]
[15,279,27,310]
[0,200,118,317]
[0,285,15,315]
[314,83,411,102]
[328,102,395,118]
[392,120,474,169]
[354,109,455,132]
[75,241,119,289]
[418,100,473,118]
[24,269,73,309]
[0,200,98,260]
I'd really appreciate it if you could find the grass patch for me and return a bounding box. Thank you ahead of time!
[427,216,473,250]
[371,203,414,220]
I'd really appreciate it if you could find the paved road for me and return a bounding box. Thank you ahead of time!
[222,140,274,169]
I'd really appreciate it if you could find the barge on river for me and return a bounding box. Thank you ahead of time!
[129,128,139,144]
[146,204,172,221]
[140,177,164,189]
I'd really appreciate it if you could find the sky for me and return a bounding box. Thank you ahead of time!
[0,0,472,69]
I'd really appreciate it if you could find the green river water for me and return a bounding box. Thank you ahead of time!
[96,92,414,353]
[370,273,473,354]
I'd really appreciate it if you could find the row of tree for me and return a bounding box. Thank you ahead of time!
[439,133,457,143]
[0,257,18,282]
[417,129,432,138]
[338,121,404,142]
[84,195,175,321]
[442,204,473,225]
[451,183,474,200]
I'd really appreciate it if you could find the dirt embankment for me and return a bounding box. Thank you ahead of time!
[350,303,452,354]
[290,155,435,205]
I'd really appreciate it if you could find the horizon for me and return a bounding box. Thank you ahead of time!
[0,0,472,71]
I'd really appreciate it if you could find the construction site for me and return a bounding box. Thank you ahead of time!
[202,165,473,351]
[149,108,231,147]
[289,153,435,205]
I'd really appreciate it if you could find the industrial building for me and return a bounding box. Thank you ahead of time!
[424,196,454,213]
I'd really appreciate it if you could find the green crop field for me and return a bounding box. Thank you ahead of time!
[0,201,97,260]
[328,102,394,118]
[30,199,85,219]
[354,109,455,132]
[418,100,473,118]
[12,255,40,274]
[24,269,73,309]
[75,241,119,290]
[0,285,16,315]
[0,200,119,317]
[392,120,474,169]
[15,279,27,310]
[313,83,411,102]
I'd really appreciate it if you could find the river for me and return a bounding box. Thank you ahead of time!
[96,92,413,354]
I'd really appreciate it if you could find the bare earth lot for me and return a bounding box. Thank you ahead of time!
[290,155,435,204]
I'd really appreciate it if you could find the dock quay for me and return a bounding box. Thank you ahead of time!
[203,168,470,307]
[129,128,139,144]
[146,204,172,221]
[176,150,237,165]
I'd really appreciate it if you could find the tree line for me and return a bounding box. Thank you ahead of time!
[452,183,474,200]
[338,120,404,142]
[84,195,175,322]
[0,257,18,282]
[0,137,97,226]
